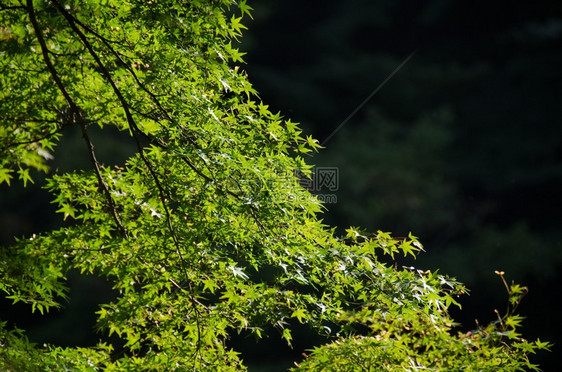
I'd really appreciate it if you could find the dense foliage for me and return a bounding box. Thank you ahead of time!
[0,1,550,370]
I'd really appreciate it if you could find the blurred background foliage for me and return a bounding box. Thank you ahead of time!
[0,0,560,370]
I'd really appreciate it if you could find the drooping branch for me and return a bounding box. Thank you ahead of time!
[49,4,265,297]
[0,117,67,151]
[49,0,194,301]
[26,0,126,237]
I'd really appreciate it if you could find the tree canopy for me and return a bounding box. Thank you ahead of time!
[0,1,550,370]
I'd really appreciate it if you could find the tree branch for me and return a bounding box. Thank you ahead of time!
[49,0,192,294]
[26,0,127,237]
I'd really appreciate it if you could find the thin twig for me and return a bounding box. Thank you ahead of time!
[0,122,66,150]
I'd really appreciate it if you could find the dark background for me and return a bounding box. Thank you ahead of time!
[1,0,561,370]
[240,0,562,370]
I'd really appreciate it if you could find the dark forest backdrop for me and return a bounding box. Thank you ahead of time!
[0,0,560,370]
